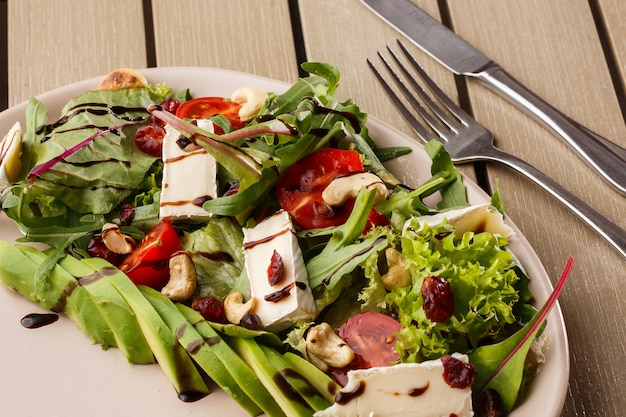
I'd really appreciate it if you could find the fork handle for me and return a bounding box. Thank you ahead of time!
[473,63,626,195]
[485,146,626,260]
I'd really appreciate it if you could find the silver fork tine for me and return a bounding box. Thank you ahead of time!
[384,44,459,137]
[395,40,474,128]
[366,57,433,141]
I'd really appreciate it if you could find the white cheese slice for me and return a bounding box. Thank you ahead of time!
[159,119,218,220]
[242,210,316,332]
[407,203,515,239]
[315,354,474,417]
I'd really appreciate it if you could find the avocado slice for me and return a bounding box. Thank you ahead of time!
[140,286,268,416]
[57,254,154,364]
[176,303,286,417]
[0,241,115,349]
[80,257,210,400]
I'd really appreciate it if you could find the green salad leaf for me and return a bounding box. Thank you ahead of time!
[388,220,526,362]
[181,216,245,301]
[26,88,165,214]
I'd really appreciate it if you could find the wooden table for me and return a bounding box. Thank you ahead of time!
[2,1,625,416]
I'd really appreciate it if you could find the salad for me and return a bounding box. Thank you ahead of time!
[0,63,570,417]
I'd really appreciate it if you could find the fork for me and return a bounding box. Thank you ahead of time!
[368,41,626,260]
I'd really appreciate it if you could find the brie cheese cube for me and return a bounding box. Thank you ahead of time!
[315,354,474,417]
[408,203,515,239]
[159,119,218,220]
[242,210,316,332]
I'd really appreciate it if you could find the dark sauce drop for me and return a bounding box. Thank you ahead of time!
[177,390,209,403]
[335,380,366,405]
[273,371,308,406]
[264,282,295,303]
[408,382,429,397]
[20,313,59,329]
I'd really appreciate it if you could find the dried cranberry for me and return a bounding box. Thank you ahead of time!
[421,275,455,322]
[475,389,504,417]
[239,312,263,330]
[191,297,227,323]
[441,355,476,389]
[119,203,135,226]
[151,98,181,127]
[267,249,285,286]
[86,236,125,266]
[134,123,165,157]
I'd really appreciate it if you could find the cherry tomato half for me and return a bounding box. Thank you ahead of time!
[119,221,182,289]
[176,97,244,130]
[331,312,401,386]
[275,148,364,230]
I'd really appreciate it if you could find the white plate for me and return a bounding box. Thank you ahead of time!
[0,68,569,416]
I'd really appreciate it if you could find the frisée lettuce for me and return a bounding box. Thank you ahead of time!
[389,220,525,362]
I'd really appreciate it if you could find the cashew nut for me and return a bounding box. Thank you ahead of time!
[161,252,197,302]
[0,122,23,189]
[224,292,258,325]
[306,323,354,372]
[101,223,136,254]
[380,248,411,291]
[230,86,267,122]
[322,172,387,207]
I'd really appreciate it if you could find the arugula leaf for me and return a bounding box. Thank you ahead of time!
[300,62,340,95]
[424,140,468,209]
[306,188,391,311]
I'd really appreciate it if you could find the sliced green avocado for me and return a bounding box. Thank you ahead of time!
[57,254,154,365]
[80,257,210,400]
[0,241,115,349]
[141,286,272,416]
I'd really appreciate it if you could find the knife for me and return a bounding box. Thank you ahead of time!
[361,0,626,195]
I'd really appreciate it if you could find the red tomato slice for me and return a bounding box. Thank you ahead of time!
[331,312,401,386]
[119,221,182,289]
[275,148,364,230]
[176,97,245,130]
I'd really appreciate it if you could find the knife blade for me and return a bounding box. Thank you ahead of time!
[361,0,626,195]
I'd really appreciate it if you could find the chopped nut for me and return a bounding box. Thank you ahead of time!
[380,248,411,291]
[101,223,136,255]
[306,323,354,372]
[224,292,258,325]
[230,86,267,122]
[322,172,387,207]
[161,252,197,302]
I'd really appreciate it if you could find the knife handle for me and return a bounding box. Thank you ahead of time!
[474,63,626,195]
[485,147,626,260]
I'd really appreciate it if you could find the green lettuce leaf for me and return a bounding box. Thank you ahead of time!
[389,220,524,362]
[24,88,164,214]
[181,217,245,301]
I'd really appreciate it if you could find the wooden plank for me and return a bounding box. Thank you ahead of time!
[150,0,299,84]
[447,1,626,416]
[7,0,147,106]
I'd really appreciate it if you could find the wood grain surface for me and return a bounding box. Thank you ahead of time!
[2,1,625,416]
